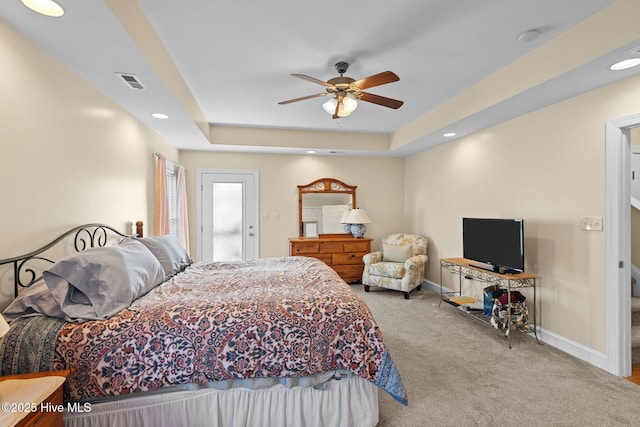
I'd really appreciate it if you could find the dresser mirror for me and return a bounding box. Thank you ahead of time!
[298,178,357,237]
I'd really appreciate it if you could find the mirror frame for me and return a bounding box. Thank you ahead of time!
[298,178,357,237]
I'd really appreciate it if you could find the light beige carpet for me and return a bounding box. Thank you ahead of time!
[352,284,640,427]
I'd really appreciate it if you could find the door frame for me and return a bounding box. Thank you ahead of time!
[606,112,640,376]
[196,168,259,262]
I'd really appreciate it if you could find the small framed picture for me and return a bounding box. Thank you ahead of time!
[304,221,318,238]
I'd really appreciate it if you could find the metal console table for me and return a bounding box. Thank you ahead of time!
[439,258,538,348]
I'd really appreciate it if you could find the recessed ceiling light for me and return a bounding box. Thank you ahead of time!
[609,58,640,71]
[21,0,64,17]
[306,150,316,154]
[151,113,169,119]
[517,29,539,43]
[443,132,457,137]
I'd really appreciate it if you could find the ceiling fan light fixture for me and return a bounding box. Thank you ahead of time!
[322,97,337,114]
[342,93,358,114]
[322,93,358,117]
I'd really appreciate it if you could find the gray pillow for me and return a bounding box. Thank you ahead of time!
[43,239,165,321]
[1,279,66,322]
[135,235,192,277]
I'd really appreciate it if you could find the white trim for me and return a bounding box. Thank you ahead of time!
[535,327,608,371]
[605,113,640,376]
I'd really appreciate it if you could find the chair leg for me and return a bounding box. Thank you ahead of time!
[364,285,370,292]
[417,284,422,291]
[403,292,409,299]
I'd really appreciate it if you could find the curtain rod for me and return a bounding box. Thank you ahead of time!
[154,152,180,166]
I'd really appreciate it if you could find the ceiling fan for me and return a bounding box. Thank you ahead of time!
[278,62,404,119]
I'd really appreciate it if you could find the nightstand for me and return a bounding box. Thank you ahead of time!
[0,370,70,427]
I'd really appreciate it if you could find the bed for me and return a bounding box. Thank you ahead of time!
[0,224,406,426]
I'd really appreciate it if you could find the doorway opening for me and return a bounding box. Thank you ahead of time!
[197,169,259,262]
[605,113,640,377]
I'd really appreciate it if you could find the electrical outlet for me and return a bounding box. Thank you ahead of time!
[580,216,603,231]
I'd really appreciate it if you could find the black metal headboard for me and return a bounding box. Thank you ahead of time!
[0,223,141,298]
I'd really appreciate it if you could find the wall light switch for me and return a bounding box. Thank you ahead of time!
[580,216,603,231]
[274,212,280,221]
[261,213,269,222]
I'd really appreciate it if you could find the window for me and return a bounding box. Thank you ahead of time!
[165,162,178,236]
[154,153,189,252]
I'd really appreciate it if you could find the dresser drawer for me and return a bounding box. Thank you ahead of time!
[319,242,344,253]
[334,264,365,279]
[333,252,366,265]
[307,254,332,264]
[291,242,320,255]
[344,241,370,253]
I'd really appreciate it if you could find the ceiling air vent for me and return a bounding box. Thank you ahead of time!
[116,73,144,90]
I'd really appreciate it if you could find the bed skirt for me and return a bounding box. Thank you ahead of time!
[65,376,379,427]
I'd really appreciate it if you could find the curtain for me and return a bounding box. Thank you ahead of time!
[154,154,170,236]
[176,165,190,255]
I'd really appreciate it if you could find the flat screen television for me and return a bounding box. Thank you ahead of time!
[462,218,524,274]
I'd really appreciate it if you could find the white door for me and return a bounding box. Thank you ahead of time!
[198,170,258,262]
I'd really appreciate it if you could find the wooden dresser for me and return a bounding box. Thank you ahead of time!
[289,236,371,283]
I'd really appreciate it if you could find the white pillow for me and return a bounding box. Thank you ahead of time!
[383,244,412,263]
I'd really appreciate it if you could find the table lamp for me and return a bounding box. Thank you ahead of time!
[346,208,370,238]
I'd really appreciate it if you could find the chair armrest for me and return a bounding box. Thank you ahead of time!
[404,254,428,270]
[363,251,383,265]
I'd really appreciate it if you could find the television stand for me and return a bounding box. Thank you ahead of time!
[439,258,538,348]
[469,262,521,275]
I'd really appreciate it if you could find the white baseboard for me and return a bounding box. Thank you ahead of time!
[423,279,610,373]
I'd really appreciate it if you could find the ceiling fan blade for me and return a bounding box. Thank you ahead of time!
[353,71,399,90]
[278,93,329,105]
[358,92,404,109]
[291,74,335,88]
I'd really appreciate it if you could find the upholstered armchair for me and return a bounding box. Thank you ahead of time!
[362,233,428,299]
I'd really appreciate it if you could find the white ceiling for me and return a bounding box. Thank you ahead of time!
[3,0,640,156]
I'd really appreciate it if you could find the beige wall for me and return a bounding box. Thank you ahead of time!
[0,19,178,308]
[179,151,404,258]
[405,73,640,353]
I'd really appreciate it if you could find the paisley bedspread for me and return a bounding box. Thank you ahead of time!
[24,257,407,403]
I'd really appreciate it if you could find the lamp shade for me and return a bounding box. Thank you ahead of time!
[322,97,337,114]
[346,208,370,224]
[339,210,351,224]
[0,315,9,338]
[322,93,358,117]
